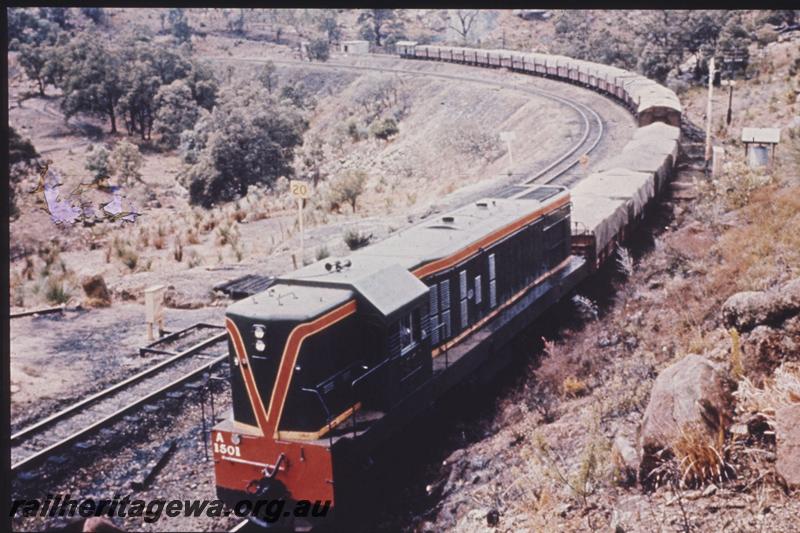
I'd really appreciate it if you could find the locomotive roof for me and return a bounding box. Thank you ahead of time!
[229,187,568,324]
[285,191,568,283]
[226,283,354,322]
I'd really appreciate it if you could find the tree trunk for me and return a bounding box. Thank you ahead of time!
[37,78,45,96]
[108,105,117,134]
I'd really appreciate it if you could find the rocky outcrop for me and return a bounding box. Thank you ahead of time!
[81,275,111,308]
[722,278,800,331]
[776,404,800,488]
[638,354,734,483]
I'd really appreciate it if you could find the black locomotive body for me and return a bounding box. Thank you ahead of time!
[212,186,587,514]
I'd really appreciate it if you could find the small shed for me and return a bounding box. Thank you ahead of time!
[340,40,370,55]
[741,127,780,167]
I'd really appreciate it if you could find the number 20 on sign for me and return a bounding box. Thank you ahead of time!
[290,180,310,199]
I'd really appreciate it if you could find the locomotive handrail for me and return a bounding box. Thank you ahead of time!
[301,387,334,447]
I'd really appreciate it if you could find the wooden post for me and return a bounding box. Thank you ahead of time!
[705,58,716,166]
[145,285,165,341]
[712,146,725,177]
[298,197,304,263]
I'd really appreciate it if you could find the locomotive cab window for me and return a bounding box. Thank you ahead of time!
[399,312,417,355]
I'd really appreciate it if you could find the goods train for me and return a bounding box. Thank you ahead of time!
[212,44,682,527]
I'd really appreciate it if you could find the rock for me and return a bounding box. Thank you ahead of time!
[722,278,800,331]
[702,483,717,497]
[729,423,749,438]
[743,325,799,385]
[81,275,111,307]
[722,291,781,331]
[775,404,800,488]
[612,433,639,486]
[784,278,800,310]
[82,517,124,532]
[639,354,734,483]
[486,508,499,527]
[163,287,206,309]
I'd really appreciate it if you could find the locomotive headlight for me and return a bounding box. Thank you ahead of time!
[255,340,266,352]
[231,433,241,445]
[253,324,266,339]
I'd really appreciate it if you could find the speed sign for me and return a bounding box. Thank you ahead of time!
[290,180,310,199]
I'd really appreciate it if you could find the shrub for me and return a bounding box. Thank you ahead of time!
[307,38,330,61]
[120,248,139,271]
[181,84,306,207]
[85,145,112,181]
[153,80,200,150]
[562,376,589,398]
[173,238,184,262]
[187,251,202,268]
[344,229,371,250]
[346,120,366,142]
[45,276,70,304]
[110,140,143,185]
[369,117,399,140]
[754,26,779,46]
[185,228,200,244]
[330,170,367,213]
[316,246,330,260]
[672,425,733,488]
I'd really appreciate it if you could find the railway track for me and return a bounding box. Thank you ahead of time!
[11,330,230,474]
[207,55,608,195]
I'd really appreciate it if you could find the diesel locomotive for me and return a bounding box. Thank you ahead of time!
[212,186,588,521]
[212,43,682,528]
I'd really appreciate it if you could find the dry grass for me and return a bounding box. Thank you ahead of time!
[734,363,800,431]
[562,376,589,398]
[710,184,800,293]
[672,425,734,488]
[187,250,202,268]
[185,228,201,245]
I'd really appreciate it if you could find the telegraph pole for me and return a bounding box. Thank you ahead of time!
[704,57,716,167]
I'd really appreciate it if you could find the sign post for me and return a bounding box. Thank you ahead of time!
[290,180,310,262]
[144,285,165,341]
[499,131,516,175]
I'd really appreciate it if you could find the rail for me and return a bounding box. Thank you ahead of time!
[12,339,229,473]
[11,331,228,444]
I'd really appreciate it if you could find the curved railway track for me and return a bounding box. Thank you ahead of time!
[207,55,608,194]
[11,331,230,474]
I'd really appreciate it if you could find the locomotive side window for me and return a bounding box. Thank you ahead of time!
[474,275,482,305]
[399,313,416,355]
